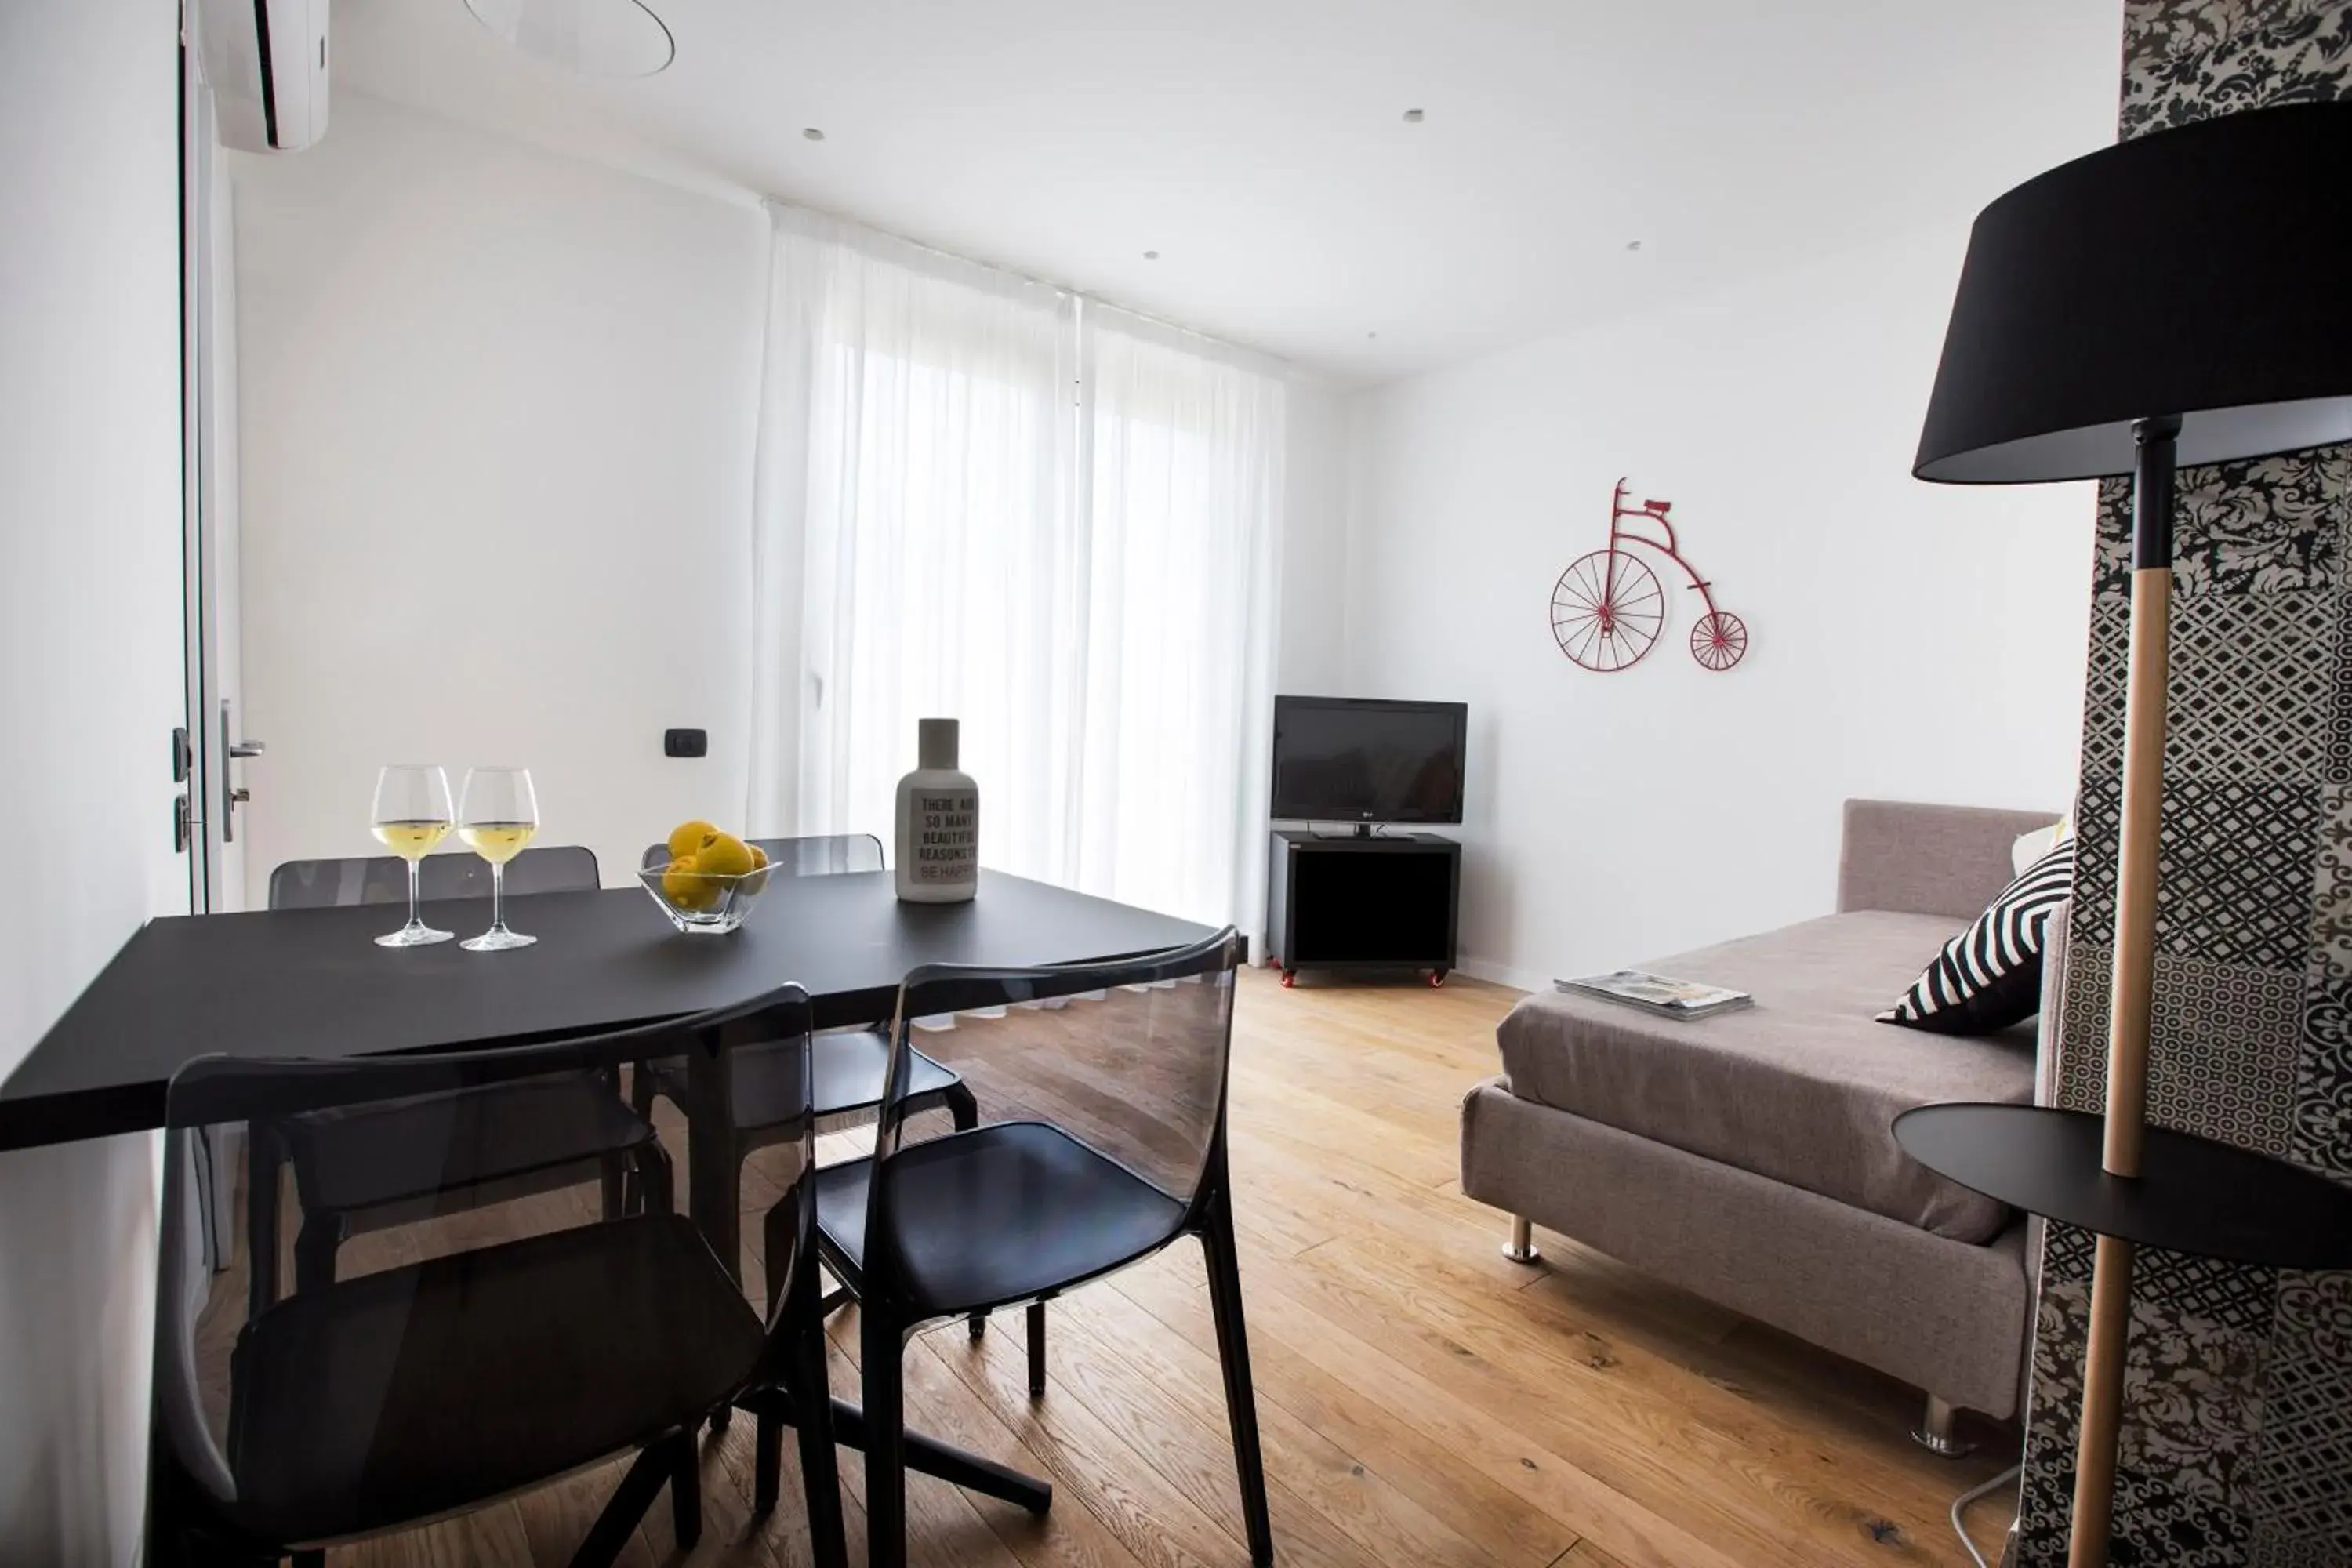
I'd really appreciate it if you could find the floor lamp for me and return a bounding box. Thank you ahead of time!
[1890,103,2352,1566]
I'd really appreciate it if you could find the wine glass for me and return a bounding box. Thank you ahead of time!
[370,765,455,947]
[456,766,540,952]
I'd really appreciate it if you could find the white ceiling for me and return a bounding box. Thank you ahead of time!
[333,0,2124,383]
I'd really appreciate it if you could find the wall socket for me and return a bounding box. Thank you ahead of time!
[664,728,708,758]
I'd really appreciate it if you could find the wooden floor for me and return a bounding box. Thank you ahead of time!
[332,967,2019,1568]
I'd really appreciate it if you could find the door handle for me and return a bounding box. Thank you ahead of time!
[220,700,264,844]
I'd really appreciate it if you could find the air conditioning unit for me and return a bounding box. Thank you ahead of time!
[197,0,332,153]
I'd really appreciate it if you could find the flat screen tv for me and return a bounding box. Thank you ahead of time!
[1269,696,1467,825]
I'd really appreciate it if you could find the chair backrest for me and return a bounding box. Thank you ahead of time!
[868,927,1243,1287]
[151,984,811,1548]
[639,833,884,877]
[268,845,602,909]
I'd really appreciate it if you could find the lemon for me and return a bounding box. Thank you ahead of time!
[740,844,771,897]
[697,831,755,879]
[666,819,719,862]
[662,852,720,912]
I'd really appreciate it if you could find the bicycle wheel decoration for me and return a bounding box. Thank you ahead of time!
[1551,479,1749,673]
[1690,610,1748,670]
[1551,550,1664,672]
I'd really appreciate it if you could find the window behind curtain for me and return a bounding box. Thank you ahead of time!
[750,205,1285,937]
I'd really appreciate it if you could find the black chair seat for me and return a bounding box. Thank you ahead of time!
[278,1073,656,1217]
[227,1214,760,1544]
[815,1122,1185,1316]
[646,1030,964,1130]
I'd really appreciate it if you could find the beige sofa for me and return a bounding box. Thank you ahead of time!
[1461,799,2063,1446]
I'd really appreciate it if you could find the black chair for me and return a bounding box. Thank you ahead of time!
[258,848,650,1301]
[267,843,603,909]
[792,927,1273,1568]
[633,834,1006,1348]
[147,985,847,1568]
[631,834,977,1137]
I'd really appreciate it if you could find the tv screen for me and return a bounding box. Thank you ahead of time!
[1269,696,1467,824]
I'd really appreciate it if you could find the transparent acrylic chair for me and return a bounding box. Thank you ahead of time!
[794,927,1272,1568]
[635,833,999,1348]
[147,983,847,1568]
[268,843,602,909]
[259,848,645,1297]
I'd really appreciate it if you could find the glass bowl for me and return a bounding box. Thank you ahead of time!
[637,860,768,935]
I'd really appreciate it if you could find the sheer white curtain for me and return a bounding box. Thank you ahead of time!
[1074,303,1284,933]
[747,205,1286,935]
[747,205,1079,873]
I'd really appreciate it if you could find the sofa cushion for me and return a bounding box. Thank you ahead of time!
[1495,912,2036,1242]
[1879,837,2074,1036]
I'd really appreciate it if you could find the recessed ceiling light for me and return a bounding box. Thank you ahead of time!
[803,127,826,141]
[1143,250,1160,260]
[1367,331,1379,339]
[1402,108,1425,123]
[1626,239,1643,251]
[466,0,675,78]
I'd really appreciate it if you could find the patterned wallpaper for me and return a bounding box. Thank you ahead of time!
[2016,3,2352,1563]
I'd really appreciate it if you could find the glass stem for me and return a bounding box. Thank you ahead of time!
[408,858,423,931]
[491,861,506,933]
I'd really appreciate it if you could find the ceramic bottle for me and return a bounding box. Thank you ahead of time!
[894,717,978,902]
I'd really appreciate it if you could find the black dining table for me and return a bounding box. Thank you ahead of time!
[4,866,1216,1519]
[0,867,1214,1150]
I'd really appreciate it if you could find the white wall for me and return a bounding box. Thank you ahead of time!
[0,2,189,1559]
[1347,221,2096,989]
[232,92,769,896]
[1278,375,1354,695]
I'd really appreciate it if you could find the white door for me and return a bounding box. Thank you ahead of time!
[184,66,260,911]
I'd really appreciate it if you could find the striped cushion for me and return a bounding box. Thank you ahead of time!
[1878,838,2074,1035]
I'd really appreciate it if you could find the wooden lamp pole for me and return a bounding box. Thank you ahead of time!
[2069,414,2179,1564]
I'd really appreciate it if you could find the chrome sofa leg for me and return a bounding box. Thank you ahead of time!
[1912,1393,1975,1458]
[1501,1215,1541,1264]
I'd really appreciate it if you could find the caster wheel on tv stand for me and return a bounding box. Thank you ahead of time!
[1279,970,1296,988]
[1428,970,1448,988]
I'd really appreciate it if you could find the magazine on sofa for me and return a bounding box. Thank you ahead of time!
[1554,969,1753,1020]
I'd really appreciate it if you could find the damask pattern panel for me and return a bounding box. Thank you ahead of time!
[2122,2,2352,136]
[2032,1277,2271,1519]
[2089,450,2348,601]
[2110,1464,2254,1567]
[2293,975,2352,1177]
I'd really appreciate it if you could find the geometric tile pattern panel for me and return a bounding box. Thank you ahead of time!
[2089,587,2343,785]
[2056,943,2304,1156]
[2160,593,2336,782]
[2017,5,2352,1562]
[2249,1332,2352,1557]
[2067,779,2320,971]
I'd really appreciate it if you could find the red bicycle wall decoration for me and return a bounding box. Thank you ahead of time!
[1550,478,1748,673]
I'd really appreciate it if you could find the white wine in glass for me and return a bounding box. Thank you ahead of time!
[457,766,540,952]
[371,765,456,947]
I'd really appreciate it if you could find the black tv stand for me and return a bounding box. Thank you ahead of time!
[1265,828,1461,988]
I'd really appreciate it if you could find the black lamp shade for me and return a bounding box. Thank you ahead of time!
[1916,103,2352,484]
